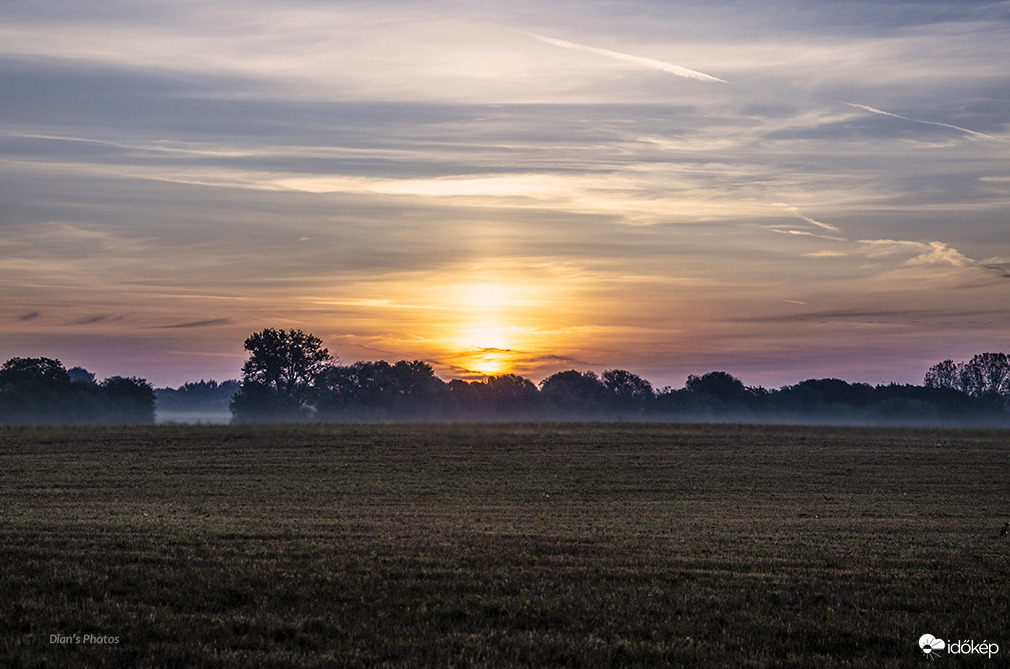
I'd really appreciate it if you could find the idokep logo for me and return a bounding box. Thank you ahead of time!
[919,634,945,660]
[918,633,1000,660]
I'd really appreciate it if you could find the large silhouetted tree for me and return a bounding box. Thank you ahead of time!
[231,328,333,422]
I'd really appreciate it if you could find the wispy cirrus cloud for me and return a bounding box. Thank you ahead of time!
[767,205,1007,286]
[156,318,233,329]
[71,314,127,326]
[858,239,1009,278]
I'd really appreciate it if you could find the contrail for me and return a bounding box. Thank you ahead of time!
[776,203,840,232]
[522,31,727,84]
[845,102,993,139]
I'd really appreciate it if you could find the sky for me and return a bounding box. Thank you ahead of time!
[2,0,1009,390]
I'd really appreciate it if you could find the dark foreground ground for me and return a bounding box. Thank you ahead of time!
[1,423,1008,667]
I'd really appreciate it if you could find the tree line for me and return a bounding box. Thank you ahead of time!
[924,353,1010,401]
[2,330,1007,425]
[226,329,1010,426]
[0,357,155,425]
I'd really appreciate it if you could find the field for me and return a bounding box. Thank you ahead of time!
[2,423,1008,667]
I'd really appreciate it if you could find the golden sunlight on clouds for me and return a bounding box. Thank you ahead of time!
[452,344,513,376]
[324,272,579,379]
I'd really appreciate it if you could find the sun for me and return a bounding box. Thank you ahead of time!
[453,325,512,375]
[462,348,511,376]
[365,272,566,380]
[448,282,524,376]
[452,319,514,375]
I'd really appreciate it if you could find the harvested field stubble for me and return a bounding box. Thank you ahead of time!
[1,423,1008,667]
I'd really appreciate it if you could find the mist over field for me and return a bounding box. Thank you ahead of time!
[156,411,232,425]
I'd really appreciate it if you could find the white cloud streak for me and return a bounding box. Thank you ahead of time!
[776,203,840,231]
[767,206,1004,284]
[845,103,994,140]
[521,31,728,84]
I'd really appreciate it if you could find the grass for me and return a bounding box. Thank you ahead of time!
[1,422,1008,667]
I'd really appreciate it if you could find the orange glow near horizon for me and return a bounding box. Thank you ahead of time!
[340,275,563,379]
[313,268,590,380]
[445,282,525,376]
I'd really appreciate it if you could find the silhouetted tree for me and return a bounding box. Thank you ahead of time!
[316,361,389,413]
[686,371,748,405]
[0,357,74,424]
[100,376,156,424]
[685,371,744,398]
[924,359,964,392]
[388,360,444,414]
[679,370,762,418]
[231,328,333,422]
[873,383,1001,424]
[924,353,1009,406]
[539,370,609,416]
[774,378,875,418]
[444,378,480,414]
[962,353,1009,402]
[0,357,156,425]
[69,371,106,421]
[602,369,655,414]
[0,357,70,388]
[316,360,444,419]
[470,374,541,418]
[68,366,97,385]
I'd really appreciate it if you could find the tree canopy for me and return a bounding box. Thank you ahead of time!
[223,331,1010,425]
[925,353,1010,405]
[231,328,333,422]
[0,357,154,425]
